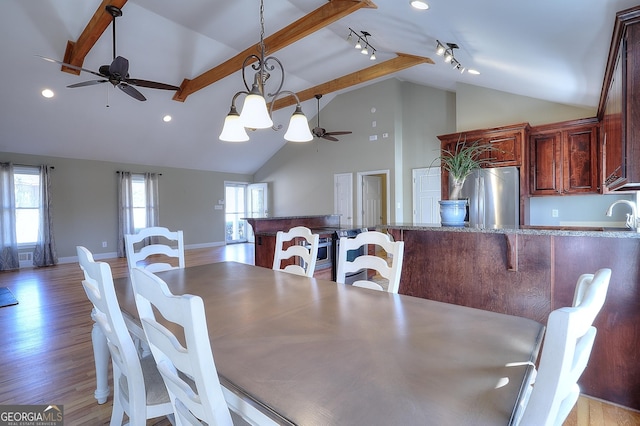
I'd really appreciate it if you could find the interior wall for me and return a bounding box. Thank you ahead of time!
[0,152,251,259]
[455,83,597,131]
[254,79,403,219]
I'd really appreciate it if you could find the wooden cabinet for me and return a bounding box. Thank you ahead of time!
[438,123,529,225]
[529,118,599,196]
[437,123,529,196]
[599,6,640,191]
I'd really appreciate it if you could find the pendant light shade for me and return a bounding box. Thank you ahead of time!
[220,106,249,142]
[239,86,273,129]
[284,106,313,142]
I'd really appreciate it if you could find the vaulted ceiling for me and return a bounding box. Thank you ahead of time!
[1,0,638,174]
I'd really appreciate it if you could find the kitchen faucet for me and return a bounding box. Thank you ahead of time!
[605,199,640,230]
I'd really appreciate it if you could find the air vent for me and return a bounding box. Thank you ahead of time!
[19,252,33,267]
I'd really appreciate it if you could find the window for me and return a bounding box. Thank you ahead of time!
[131,174,147,231]
[14,166,40,245]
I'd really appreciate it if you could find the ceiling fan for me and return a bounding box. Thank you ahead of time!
[39,5,179,101]
[312,94,352,141]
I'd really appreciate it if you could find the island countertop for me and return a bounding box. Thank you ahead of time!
[381,223,640,238]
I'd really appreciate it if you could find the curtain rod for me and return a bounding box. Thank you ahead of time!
[11,163,54,169]
[116,171,162,175]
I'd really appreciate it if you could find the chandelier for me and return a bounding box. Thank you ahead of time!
[219,0,313,142]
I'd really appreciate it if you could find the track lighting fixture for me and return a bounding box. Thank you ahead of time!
[435,40,466,74]
[220,0,312,143]
[347,28,377,60]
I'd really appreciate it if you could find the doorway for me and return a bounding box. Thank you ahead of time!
[356,170,390,227]
[225,182,248,244]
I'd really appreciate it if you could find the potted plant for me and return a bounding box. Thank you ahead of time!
[433,137,498,226]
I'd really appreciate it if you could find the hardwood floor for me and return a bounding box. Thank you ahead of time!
[0,243,637,425]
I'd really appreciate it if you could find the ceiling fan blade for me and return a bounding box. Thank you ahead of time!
[125,78,180,91]
[109,56,129,79]
[325,131,352,136]
[67,80,108,88]
[118,83,146,101]
[37,55,105,78]
[323,135,340,142]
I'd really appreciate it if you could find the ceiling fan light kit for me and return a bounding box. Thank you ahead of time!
[347,28,377,61]
[219,0,312,143]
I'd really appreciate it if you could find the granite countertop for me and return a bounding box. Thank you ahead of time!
[381,223,640,238]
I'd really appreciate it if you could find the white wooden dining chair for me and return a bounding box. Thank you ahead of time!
[515,268,612,426]
[130,267,233,426]
[272,226,320,277]
[76,246,174,426]
[336,231,405,293]
[125,226,185,272]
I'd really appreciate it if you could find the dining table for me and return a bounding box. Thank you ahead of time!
[96,261,544,425]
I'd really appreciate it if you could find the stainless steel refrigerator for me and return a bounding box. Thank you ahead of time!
[451,166,520,228]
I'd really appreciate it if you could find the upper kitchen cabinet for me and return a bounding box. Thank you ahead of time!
[599,6,640,192]
[529,118,599,196]
[437,123,530,199]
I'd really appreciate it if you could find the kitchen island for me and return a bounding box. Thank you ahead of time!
[383,224,640,411]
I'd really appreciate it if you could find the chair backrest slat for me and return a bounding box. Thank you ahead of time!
[272,226,320,277]
[125,227,185,272]
[336,231,404,293]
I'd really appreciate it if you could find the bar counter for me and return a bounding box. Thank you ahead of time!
[379,223,640,411]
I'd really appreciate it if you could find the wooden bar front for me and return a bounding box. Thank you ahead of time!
[389,227,640,410]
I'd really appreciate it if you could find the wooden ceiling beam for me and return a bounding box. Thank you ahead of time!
[173,0,377,102]
[61,0,128,75]
[270,53,434,111]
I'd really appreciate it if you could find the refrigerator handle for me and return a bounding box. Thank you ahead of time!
[478,175,485,228]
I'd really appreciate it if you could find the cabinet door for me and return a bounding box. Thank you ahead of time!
[483,133,521,166]
[564,126,598,193]
[530,132,562,195]
[603,44,624,189]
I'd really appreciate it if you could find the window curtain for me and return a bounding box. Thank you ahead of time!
[0,163,19,271]
[145,172,159,228]
[144,172,160,246]
[32,165,58,267]
[117,172,135,257]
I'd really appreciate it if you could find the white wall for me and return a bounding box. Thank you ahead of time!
[0,152,251,258]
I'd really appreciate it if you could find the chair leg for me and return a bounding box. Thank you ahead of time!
[109,396,125,426]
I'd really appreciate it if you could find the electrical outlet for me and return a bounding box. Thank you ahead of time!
[552,209,559,217]
[102,241,107,248]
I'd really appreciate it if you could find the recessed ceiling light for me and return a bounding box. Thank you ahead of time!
[41,89,54,98]
[163,115,172,122]
[410,1,429,10]
[468,69,480,75]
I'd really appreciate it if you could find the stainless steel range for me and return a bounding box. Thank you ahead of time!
[332,228,369,284]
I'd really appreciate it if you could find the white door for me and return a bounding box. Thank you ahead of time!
[334,173,353,228]
[246,183,269,243]
[412,167,441,224]
[247,183,269,218]
[362,175,382,226]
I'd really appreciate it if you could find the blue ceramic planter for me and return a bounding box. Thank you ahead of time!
[439,200,467,227]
